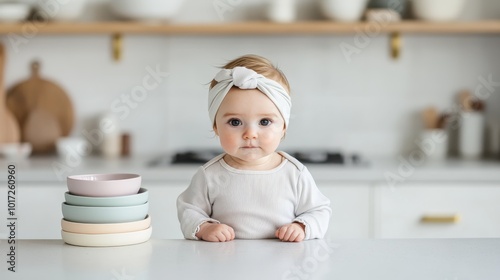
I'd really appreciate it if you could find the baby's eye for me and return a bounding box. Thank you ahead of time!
[228,118,242,126]
[260,119,272,126]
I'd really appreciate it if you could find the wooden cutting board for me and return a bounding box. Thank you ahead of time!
[6,61,74,153]
[0,43,21,144]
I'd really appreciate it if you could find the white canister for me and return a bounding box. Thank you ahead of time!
[458,112,484,159]
[268,0,296,23]
[417,129,448,161]
[99,113,121,158]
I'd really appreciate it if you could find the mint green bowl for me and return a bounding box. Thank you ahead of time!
[65,188,148,207]
[62,202,149,224]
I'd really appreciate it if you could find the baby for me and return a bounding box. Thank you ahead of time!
[177,55,331,242]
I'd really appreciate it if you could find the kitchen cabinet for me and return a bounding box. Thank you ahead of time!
[7,180,500,240]
[374,182,500,238]
[3,157,500,240]
[319,183,372,239]
[2,180,374,240]
[0,182,66,239]
[145,182,186,239]
[0,180,188,239]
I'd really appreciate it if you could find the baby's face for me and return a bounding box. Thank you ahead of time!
[214,87,285,165]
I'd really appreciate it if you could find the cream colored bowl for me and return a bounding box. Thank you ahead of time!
[61,215,151,234]
[61,227,152,247]
[67,173,141,197]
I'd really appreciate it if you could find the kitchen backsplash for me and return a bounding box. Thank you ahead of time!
[2,0,500,158]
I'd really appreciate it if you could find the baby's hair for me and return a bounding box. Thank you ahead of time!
[210,54,291,94]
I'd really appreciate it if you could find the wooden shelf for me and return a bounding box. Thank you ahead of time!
[1,20,500,35]
[3,20,495,61]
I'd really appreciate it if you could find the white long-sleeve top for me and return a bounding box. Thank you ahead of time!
[176,151,331,240]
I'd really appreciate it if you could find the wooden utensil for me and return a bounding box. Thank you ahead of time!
[422,106,438,129]
[0,43,20,144]
[23,109,62,153]
[458,90,472,112]
[6,61,74,153]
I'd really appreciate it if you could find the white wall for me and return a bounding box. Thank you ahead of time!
[2,0,500,158]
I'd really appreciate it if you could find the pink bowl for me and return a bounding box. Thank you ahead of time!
[67,173,141,197]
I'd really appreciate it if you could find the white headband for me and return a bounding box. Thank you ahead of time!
[208,66,292,127]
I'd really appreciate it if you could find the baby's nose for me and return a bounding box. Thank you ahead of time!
[243,125,258,139]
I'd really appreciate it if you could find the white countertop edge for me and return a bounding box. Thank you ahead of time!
[1,155,500,183]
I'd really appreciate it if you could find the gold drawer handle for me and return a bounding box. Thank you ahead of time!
[421,214,461,224]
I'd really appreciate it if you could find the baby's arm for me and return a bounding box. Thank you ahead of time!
[290,168,332,240]
[177,167,223,240]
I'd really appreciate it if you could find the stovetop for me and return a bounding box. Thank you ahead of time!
[147,150,368,167]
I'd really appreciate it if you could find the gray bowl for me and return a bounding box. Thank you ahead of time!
[65,188,148,207]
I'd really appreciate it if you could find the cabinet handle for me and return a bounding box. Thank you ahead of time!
[420,214,461,224]
[112,33,123,61]
[390,32,401,60]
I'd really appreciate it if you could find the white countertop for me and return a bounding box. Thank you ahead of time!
[2,238,499,280]
[1,155,500,183]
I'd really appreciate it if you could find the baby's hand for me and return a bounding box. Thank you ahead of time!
[196,222,235,242]
[275,222,305,242]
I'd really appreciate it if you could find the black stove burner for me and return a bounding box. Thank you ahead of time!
[171,150,222,164]
[291,151,344,164]
[149,150,365,166]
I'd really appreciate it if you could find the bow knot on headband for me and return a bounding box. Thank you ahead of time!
[208,66,292,127]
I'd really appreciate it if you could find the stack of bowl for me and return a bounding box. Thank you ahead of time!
[61,173,151,247]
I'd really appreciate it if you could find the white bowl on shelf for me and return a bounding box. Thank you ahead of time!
[412,0,466,22]
[36,0,87,21]
[0,3,31,22]
[320,0,369,22]
[0,143,32,159]
[56,137,91,159]
[108,0,183,21]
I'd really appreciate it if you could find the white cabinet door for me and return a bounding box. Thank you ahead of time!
[375,182,500,238]
[146,182,187,239]
[319,183,372,239]
[0,182,66,239]
[0,181,188,240]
